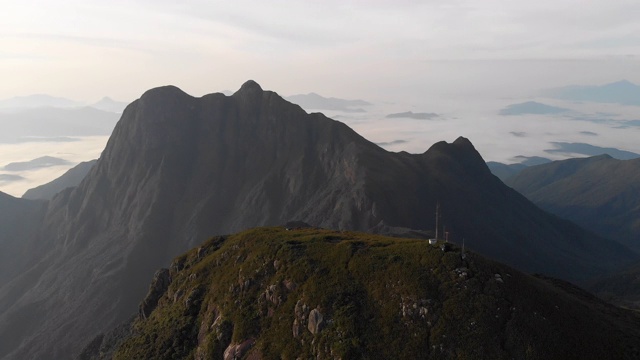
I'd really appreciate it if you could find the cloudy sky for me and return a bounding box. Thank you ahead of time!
[2,0,640,102]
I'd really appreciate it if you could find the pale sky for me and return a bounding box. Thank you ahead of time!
[2,0,640,102]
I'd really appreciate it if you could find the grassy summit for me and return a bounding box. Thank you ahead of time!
[110,227,640,359]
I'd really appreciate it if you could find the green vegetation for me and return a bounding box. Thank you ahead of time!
[114,227,640,359]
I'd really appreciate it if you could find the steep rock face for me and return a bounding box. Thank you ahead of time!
[0,81,636,359]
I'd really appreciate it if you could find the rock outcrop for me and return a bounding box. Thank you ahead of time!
[307,308,324,335]
[139,268,171,319]
[223,339,255,360]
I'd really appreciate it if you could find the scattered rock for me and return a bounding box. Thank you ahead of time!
[265,284,281,306]
[308,308,324,335]
[170,258,185,274]
[283,279,297,291]
[292,318,301,338]
[223,338,255,360]
[173,288,184,303]
[185,287,204,312]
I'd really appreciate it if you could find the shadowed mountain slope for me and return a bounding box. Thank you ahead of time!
[588,261,640,311]
[0,192,47,286]
[0,81,636,359]
[486,162,528,181]
[505,155,640,252]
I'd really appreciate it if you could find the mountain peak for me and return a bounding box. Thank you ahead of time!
[424,137,491,179]
[452,136,473,148]
[236,80,263,94]
[613,79,634,85]
[139,85,190,102]
[606,79,637,88]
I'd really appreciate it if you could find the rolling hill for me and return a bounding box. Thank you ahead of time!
[84,227,640,360]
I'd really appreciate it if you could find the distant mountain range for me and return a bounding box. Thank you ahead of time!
[503,154,640,310]
[0,174,25,183]
[0,94,85,109]
[0,94,128,113]
[385,111,439,120]
[545,142,640,160]
[499,101,570,116]
[285,92,371,112]
[486,162,529,182]
[543,80,640,106]
[0,106,120,143]
[0,81,637,359]
[90,97,129,113]
[487,143,639,181]
[3,156,71,172]
[505,155,640,252]
[487,156,554,182]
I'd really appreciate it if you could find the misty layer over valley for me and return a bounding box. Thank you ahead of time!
[0,96,124,196]
[2,76,640,199]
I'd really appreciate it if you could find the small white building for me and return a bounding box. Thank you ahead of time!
[428,238,437,245]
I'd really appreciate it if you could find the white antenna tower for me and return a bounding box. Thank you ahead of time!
[435,202,440,240]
